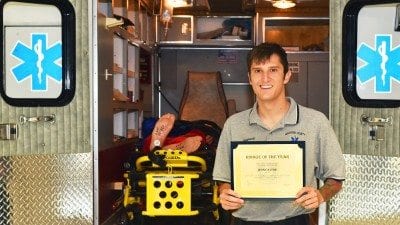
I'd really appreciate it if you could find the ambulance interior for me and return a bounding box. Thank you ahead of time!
[0,0,399,225]
[98,0,330,224]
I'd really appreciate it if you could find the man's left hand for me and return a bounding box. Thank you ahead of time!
[294,187,324,209]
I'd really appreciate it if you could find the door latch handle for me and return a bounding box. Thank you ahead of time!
[0,123,18,140]
[104,69,112,80]
[360,114,392,126]
[360,114,392,141]
[19,114,56,125]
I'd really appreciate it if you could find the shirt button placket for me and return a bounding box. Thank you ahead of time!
[266,131,273,141]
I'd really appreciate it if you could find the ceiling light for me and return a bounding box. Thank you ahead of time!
[272,0,296,9]
[171,0,191,8]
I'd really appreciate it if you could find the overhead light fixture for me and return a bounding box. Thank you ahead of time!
[171,0,192,7]
[272,0,296,9]
[172,0,210,15]
[159,0,175,40]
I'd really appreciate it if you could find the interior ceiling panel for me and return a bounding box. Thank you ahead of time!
[208,0,244,14]
[200,0,329,14]
[174,0,329,16]
[256,0,329,10]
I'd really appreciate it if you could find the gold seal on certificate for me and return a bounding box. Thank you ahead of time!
[231,141,305,198]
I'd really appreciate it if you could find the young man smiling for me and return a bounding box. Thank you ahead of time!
[212,43,345,225]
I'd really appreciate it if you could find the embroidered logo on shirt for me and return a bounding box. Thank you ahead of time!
[291,136,299,142]
[285,131,305,142]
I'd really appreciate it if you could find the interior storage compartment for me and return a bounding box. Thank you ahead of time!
[195,16,253,46]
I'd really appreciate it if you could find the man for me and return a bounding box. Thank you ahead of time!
[212,43,345,225]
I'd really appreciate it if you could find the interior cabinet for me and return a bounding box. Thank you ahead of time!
[156,15,254,46]
[157,15,194,44]
[98,0,146,148]
[98,12,114,150]
[259,17,329,50]
[98,1,150,223]
[112,34,142,143]
[286,52,329,117]
[195,16,253,46]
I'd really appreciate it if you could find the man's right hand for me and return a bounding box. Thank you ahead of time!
[219,184,245,210]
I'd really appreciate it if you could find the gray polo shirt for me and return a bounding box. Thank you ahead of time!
[212,97,345,222]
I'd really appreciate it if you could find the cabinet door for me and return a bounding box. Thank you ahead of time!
[308,60,329,117]
[286,53,329,117]
[98,13,114,150]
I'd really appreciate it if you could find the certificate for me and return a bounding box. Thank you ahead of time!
[231,141,305,198]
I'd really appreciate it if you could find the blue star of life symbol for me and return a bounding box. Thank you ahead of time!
[357,34,400,93]
[290,136,299,142]
[11,33,62,91]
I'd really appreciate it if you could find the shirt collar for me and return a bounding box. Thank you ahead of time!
[249,97,299,127]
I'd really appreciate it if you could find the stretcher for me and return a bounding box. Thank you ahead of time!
[122,148,222,225]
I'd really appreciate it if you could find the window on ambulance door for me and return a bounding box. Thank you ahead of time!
[0,0,75,106]
[343,0,400,108]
